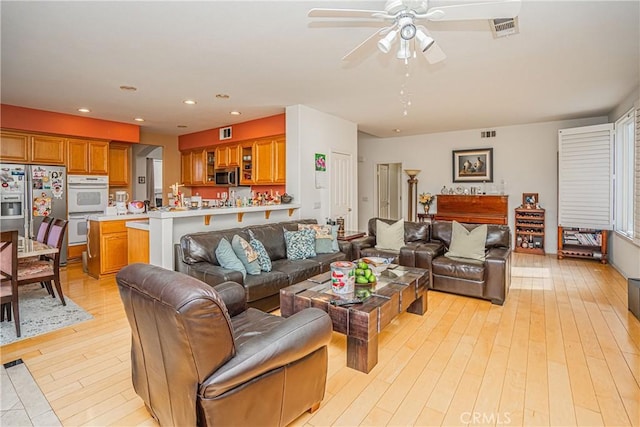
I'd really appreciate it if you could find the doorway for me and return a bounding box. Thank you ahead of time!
[132,144,163,206]
[330,151,355,230]
[377,163,402,220]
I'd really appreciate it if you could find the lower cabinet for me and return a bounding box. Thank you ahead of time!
[88,219,145,278]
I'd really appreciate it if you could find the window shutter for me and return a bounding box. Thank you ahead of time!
[635,106,640,241]
[558,123,614,229]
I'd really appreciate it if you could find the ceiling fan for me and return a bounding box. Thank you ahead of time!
[308,0,521,63]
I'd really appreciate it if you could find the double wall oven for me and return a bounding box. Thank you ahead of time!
[68,175,108,246]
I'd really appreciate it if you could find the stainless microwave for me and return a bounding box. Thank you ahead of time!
[215,168,239,186]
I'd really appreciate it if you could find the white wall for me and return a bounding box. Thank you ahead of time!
[286,105,358,227]
[358,116,607,253]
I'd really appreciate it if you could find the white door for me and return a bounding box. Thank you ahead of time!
[377,164,390,218]
[331,151,355,230]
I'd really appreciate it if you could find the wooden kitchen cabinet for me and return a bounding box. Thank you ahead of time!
[0,131,65,164]
[181,148,209,186]
[254,135,286,184]
[108,143,130,186]
[67,139,109,175]
[87,218,146,279]
[214,143,240,168]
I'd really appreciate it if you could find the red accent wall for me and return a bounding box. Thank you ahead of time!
[1,104,140,142]
[178,114,285,150]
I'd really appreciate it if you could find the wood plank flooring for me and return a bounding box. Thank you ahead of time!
[1,254,638,426]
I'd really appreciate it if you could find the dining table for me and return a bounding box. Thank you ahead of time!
[17,236,59,259]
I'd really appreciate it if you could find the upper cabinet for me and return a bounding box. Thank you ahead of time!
[214,144,240,168]
[0,131,66,165]
[254,135,286,184]
[108,143,130,186]
[181,148,211,186]
[67,139,109,175]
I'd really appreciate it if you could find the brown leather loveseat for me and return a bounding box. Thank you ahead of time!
[425,220,512,305]
[116,263,333,427]
[351,217,431,266]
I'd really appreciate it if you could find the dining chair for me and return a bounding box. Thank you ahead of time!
[35,216,54,243]
[1,230,20,337]
[17,218,68,306]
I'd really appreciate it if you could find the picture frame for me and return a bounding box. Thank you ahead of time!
[452,148,493,183]
[523,192,538,207]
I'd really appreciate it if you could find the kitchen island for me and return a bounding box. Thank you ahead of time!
[148,204,301,270]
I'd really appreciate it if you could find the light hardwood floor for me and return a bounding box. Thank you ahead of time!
[1,254,638,426]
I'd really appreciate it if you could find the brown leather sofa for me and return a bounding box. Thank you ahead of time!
[116,263,333,427]
[175,219,351,312]
[425,220,512,305]
[350,217,431,267]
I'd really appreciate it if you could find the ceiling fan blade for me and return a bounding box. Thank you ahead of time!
[424,0,521,21]
[342,26,393,61]
[308,8,386,19]
[424,41,447,64]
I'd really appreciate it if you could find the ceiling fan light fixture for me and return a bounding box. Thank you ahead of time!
[415,29,435,52]
[377,29,398,53]
[396,38,411,59]
[400,22,416,40]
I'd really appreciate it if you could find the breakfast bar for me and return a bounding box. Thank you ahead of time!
[147,204,301,270]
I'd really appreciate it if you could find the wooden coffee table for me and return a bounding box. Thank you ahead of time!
[280,265,428,373]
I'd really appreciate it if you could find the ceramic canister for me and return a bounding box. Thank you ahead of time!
[330,261,356,294]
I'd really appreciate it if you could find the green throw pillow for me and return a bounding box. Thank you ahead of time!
[375,219,404,251]
[445,221,488,261]
[284,228,316,260]
[231,235,261,276]
[215,237,247,279]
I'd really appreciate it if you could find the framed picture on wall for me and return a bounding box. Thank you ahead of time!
[452,148,493,182]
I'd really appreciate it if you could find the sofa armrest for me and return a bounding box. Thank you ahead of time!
[183,262,245,288]
[484,247,511,305]
[351,236,376,260]
[212,281,247,317]
[201,308,332,397]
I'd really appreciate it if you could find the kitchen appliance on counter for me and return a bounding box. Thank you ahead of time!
[115,191,129,215]
[68,175,108,248]
[214,168,239,186]
[0,163,68,264]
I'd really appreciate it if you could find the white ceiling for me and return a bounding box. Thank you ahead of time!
[1,1,638,139]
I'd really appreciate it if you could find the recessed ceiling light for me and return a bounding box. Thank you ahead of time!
[183,100,196,105]
[230,111,241,116]
[134,117,145,122]
[394,128,401,133]
[215,94,230,99]
[120,85,137,92]
[78,108,91,113]
[177,125,188,128]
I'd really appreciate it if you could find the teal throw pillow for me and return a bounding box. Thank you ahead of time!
[331,224,340,252]
[445,221,488,261]
[247,229,272,272]
[231,234,261,276]
[215,237,247,279]
[284,228,316,260]
[298,224,338,254]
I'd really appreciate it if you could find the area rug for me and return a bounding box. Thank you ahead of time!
[0,284,93,345]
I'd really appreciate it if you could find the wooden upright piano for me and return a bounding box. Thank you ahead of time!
[435,195,508,225]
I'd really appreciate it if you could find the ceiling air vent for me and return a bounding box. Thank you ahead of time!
[490,17,519,38]
[219,126,232,140]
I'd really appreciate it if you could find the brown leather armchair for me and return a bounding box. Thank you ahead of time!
[426,220,512,305]
[116,263,333,427]
[351,218,430,265]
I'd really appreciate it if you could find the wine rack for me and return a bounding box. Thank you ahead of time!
[514,207,545,255]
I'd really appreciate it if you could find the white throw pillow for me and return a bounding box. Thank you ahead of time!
[375,219,405,251]
[445,221,488,261]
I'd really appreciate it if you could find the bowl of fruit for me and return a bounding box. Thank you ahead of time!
[355,259,378,288]
[361,257,392,276]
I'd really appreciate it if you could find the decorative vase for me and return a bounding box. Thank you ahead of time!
[423,204,430,214]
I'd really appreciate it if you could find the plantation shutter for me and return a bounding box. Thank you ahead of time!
[635,106,640,241]
[558,123,614,229]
